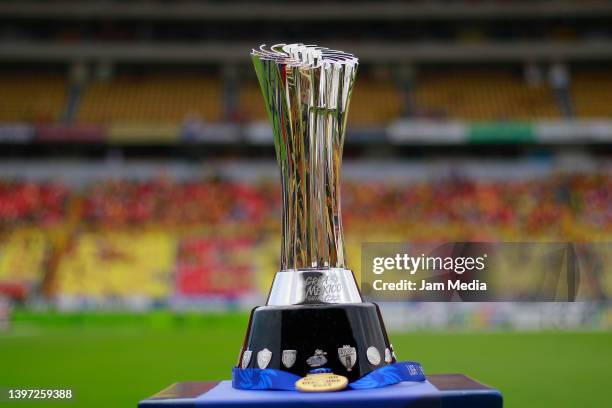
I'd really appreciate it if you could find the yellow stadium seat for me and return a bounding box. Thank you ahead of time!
[77,76,222,123]
[572,70,612,118]
[55,230,177,300]
[0,74,67,122]
[0,228,49,285]
[414,70,561,121]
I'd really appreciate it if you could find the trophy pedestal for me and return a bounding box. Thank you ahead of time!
[138,374,503,407]
[240,303,392,381]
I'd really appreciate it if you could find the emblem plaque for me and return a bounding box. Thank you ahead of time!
[367,346,381,366]
[384,348,392,363]
[338,345,357,371]
[241,350,252,369]
[282,350,297,368]
[306,349,328,367]
[257,348,272,369]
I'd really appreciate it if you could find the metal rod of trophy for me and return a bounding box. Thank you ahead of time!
[252,45,357,271]
[252,44,361,305]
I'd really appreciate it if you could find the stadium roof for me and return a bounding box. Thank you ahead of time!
[0,41,610,64]
[2,1,612,20]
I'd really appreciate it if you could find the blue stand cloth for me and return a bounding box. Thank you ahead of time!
[138,374,503,408]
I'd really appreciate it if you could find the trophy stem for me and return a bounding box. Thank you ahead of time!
[251,44,360,304]
[270,59,354,271]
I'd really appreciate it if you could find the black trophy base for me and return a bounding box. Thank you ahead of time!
[238,303,394,382]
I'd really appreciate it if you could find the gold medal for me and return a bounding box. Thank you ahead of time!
[295,372,349,392]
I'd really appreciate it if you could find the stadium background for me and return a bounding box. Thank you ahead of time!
[0,1,611,406]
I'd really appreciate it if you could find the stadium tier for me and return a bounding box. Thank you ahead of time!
[55,230,177,302]
[1,68,611,131]
[81,179,271,225]
[414,69,561,120]
[0,180,69,225]
[77,75,222,123]
[351,79,404,125]
[175,236,255,297]
[0,228,49,299]
[0,174,610,304]
[573,69,612,118]
[237,83,266,123]
[0,73,67,123]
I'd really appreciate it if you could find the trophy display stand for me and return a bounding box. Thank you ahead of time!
[139,44,503,406]
[138,374,503,407]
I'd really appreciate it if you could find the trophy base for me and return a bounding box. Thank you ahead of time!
[237,302,394,382]
[140,375,504,408]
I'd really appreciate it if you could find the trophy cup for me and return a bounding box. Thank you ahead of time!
[140,44,502,407]
[233,44,415,391]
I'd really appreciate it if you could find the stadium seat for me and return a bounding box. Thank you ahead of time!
[77,76,222,123]
[0,228,49,298]
[55,230,177,301]
[414,70,561,120]
[572,70,612,118]
[175,236,255,297]
[0,73,67,122]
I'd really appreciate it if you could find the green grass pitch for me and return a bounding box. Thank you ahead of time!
[0,312,610,407]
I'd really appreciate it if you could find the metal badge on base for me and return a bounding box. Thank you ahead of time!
[257,349,272,369]
[338,345,357,372]
[282,350,297,368]
[236,43,395,387]
[240,350,252,369]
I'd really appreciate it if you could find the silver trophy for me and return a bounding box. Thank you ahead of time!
[237,44,393,383]
[252,44,361,306]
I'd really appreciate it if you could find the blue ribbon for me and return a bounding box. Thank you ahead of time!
[232,367,300,390]
[232,361,425,391]
[349,361,425,389]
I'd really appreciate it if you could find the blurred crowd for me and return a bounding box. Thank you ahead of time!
[82,178,273,226]
[0,173,610,304]
[0,181,69,225]
[1,174,610,234]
